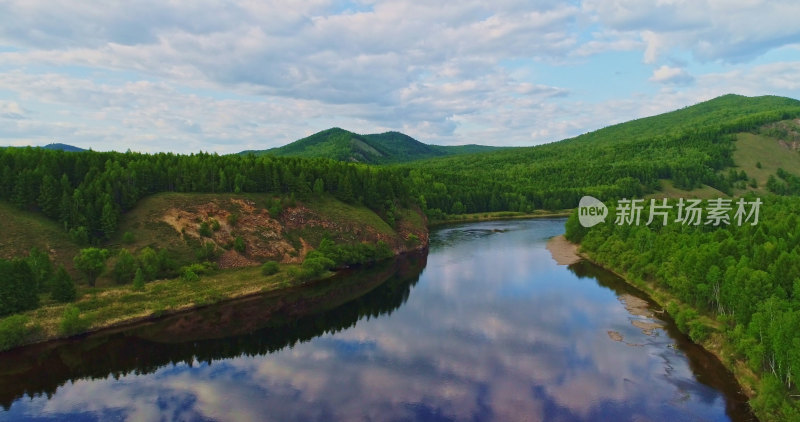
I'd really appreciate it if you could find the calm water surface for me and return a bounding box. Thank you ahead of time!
[0,219,754,421]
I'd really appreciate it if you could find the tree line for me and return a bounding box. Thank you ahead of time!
[567,196,800,420]
[0,148,412,241]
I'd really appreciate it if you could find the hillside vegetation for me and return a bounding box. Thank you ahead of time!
[567,196,800,421]
[398,94,800,218]
[242,127,500,164]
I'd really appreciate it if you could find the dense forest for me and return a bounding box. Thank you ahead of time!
[398,94,800,217]
[0,148,411,242]
[566,196,800,420]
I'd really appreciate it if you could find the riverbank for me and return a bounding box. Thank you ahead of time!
[429,210,572,227]
[558,235,762,417]
[0,263,337,351]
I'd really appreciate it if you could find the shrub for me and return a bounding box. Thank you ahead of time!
[182,269,199,282]
[182,262,216,276]
[269,204,282,217]
[51,266,77,303]
[226,213,239,226]
[0,259,39,316]
[261,261,280,276]
[689,320,710,342]
[198,221,212,237]
[59,305,90,336]
[68,226,90,245]
[233,236,246,253]
[112,249,138,284]
[209,218,221,231]
[406,233,420,247]
[195,242,219,261]
[132,268,145,291]
[122,231,135,244]
[0,315,29,351]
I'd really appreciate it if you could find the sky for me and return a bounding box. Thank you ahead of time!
[0,0,799,154]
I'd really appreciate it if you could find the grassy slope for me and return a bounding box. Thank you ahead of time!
[732,131,800,192]
[642,119,800,199]
[0,201,81,272]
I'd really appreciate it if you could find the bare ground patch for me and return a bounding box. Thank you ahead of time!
[546,235,581,265]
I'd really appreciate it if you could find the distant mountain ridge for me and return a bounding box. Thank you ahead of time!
[240,128,501,164]
[42,143,85,152]
[0,143,85,152]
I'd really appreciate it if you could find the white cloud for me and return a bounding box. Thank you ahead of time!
[0,100,25,119]
[649,65,694,85]
[0,0,797,152]
[584,0,800,63]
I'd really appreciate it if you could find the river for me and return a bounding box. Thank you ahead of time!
[0,219,754,421]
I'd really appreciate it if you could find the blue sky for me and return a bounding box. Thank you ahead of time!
[0,0,799,153]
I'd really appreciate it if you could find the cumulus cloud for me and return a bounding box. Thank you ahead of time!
[649,65,694,85]
[0,100,25,119]
[0,0,797,152]
[584,0,800,63]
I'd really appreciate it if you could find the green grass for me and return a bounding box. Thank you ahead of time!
[732,131,800,192]
[0,201,81,271]
[302,195,396,237]
[649,179,727,199]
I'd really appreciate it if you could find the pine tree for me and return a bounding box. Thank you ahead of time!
[38,174,60,218]
[132,268,145,291]
[51,266,77,303]
[112,249,138,284]
[100,198,118,239]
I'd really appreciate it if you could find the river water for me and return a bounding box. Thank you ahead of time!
[0,219,754,421]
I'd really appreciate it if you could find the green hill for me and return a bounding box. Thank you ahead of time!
[401,94,800,216]
[241,127,501,164]
[42,143,84,152]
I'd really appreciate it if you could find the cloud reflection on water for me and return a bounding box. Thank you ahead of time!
[3,219,739,422]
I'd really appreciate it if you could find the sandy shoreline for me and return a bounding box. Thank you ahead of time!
[546,234,582,265]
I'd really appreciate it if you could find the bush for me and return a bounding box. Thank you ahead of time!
[233,236,246,253]
[122,231,135,244]
[299,255,335,280]
[405,233,420,247]
[132,268,145,291]
[59,305,90,336]
[182,262,216,276]
[261,261,280,276]
[68,226,90,245]
[227,213,239,226]
[209,218,221,231]
[0,259,39,316]
[269,204,282,217]
[182,269,199,282]
[112,249,138,284]
[195,242,219,261]
[51,266,77,303]
[0,315,29,351]
[198,221,212,237]
[688,320,710,342]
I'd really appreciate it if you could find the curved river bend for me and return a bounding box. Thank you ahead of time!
[0,219,754,421]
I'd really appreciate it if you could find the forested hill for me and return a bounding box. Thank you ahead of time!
[240,127,500,164]
[401,94,800,218]
[0,148,412,245]
[42,143,85,152]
